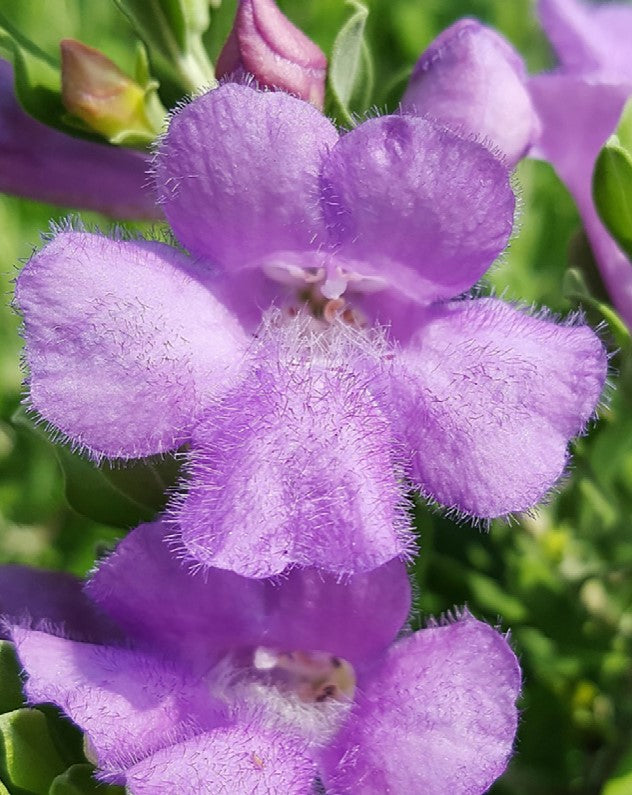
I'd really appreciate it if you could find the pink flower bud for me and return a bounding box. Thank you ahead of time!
[402,19,540,167]
[61,39,160,142]
[216,0,327,109]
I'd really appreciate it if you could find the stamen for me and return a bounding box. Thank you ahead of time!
[253,647,356,703]
[323,298,345,323]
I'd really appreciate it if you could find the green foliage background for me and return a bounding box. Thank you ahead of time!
[0,1,631,793]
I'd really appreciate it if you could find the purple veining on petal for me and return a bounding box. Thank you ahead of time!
[12,627,226,774]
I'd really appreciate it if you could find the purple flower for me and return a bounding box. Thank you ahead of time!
[401,19,540,167]
[530,0,632,326]
[15,83,607,578]
[7,520,521,794]
[0,60,159,219]
[216,0,327,109]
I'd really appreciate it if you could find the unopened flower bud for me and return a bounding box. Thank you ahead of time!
[61,39,164,146]
[402,19,540,167]
[216,0,327,109]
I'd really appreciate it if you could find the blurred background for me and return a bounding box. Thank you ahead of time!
[0,1,631,793]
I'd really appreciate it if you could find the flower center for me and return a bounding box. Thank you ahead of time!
[260,252,386,306]
[253,647,356,704]
[291,286,366,328]
[208,647,357,745]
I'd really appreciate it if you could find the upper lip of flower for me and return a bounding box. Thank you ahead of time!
[155,82,516,309]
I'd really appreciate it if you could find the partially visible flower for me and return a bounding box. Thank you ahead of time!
[15,84,607,578]
[530,0,632,326]
[0,60,159,219]
[402,19,540,167]
[6,520,521,794]
[216,0,327,108]
[60,39,165,144]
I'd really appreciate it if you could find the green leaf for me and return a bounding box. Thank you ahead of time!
[603,746,632,795]
[327,0,374,127]
[114,0,215,93]
[0,709,66,794]
[0,11,63,126]
[49,764,125,795]
[36,705,86,770]
[563,267,631,351]
[0,643,24,716]
[593,98,632,260]
[11,408,180,529]
[0,12,99,142]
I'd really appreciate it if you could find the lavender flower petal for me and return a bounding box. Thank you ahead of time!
[125,724,316,794]
[321,614,521,794]
[322,115,514,304]
[87,521,411,668]
[15,231,248,459]
[401,20,539,167]
[11,627,223,774]
[0,565,120,642]
[539,0,632,79]
[156,84,337,269]
[394,297,607,518]
[529,73,632,327]
[175,320,412,577]
[0,61,159,219]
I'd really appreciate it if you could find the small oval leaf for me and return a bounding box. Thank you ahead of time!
[328,0,374,126]
[11,408,181,529]
[593,98,632,260]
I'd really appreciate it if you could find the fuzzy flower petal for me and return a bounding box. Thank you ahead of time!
[156,83,337,269]
[394,297,607,518]
[175,320,412,577]
[126,724,316,794]
[11,627,223,773]
[320,614,521,795]
[401,19,539,167]
[0,566,121,642]
[15,231,249,459]
[322,115,515,304]
[539,0,632,80]
[0,61,158,219]
[87,521,411,668]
